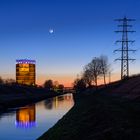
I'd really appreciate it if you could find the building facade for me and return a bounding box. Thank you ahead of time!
[16,59,36,85]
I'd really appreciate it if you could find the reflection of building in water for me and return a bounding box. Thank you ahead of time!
[16,59,36,85]
[15,105,36,128]
[45,94,74,110]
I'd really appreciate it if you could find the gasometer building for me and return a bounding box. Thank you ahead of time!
[16,59,36,85]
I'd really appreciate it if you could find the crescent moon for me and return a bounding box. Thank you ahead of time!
[49,29,54,34]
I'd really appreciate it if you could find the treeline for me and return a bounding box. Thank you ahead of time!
[74,55,110,91]
[44,79,64,92]
[0,77,16,85]
[0,77,64,92]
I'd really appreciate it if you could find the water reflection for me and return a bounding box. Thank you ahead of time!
[44,94,73,110]
[15,104,36,128]
[0,94,74,140]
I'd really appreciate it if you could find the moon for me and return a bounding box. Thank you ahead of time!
[49,29,54,34]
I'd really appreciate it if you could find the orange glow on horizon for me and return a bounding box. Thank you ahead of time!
[1,73,121,87]
[37,73,121,87]
[98,73,120,85]
[36,74,76,87]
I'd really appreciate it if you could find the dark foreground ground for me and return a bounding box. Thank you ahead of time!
[38,76,140,140]
[0,85,61,114]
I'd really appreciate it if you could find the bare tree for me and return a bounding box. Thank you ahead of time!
[87,57,102,87]
[75,55,110,91]
[58,84,64,92]
[73,78,86,92]
[83,57,102,87]
[44,80,53,90]
[83,67,93,87]
[100,55,109,85]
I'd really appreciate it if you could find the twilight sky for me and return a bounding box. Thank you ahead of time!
[0,0,140,86]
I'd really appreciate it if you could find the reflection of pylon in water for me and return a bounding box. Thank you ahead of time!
[114,17,136,79]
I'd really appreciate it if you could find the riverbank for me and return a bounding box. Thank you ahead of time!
[38,75,140,140]
[0,85,63,113]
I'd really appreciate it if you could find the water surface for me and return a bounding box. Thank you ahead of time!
[0,93,74,140]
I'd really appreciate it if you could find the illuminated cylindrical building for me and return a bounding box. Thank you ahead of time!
[16,59,36,85]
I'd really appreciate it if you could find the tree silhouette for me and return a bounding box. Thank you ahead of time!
[73,78,86,92]
[83,68,93,87]
[83,56,109,87]
[100,55,109,85]
[0,77,4,85]
[58,84,64,92]
[44,80,53,90]
[84,57,102,87]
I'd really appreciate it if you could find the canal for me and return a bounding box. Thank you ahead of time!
[0,93,74,140]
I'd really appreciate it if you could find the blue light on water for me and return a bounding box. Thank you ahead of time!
[15,121,36,128]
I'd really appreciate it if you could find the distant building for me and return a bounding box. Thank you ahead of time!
[16,59,36,85]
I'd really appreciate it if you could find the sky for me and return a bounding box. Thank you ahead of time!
[0,0,140,86]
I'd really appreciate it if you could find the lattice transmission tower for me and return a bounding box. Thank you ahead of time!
[114,17,136,79]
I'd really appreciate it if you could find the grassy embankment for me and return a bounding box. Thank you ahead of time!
[38,75,140,140]
[0,85,62,113]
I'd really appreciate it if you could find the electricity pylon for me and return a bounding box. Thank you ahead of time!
[114,17,136,79]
